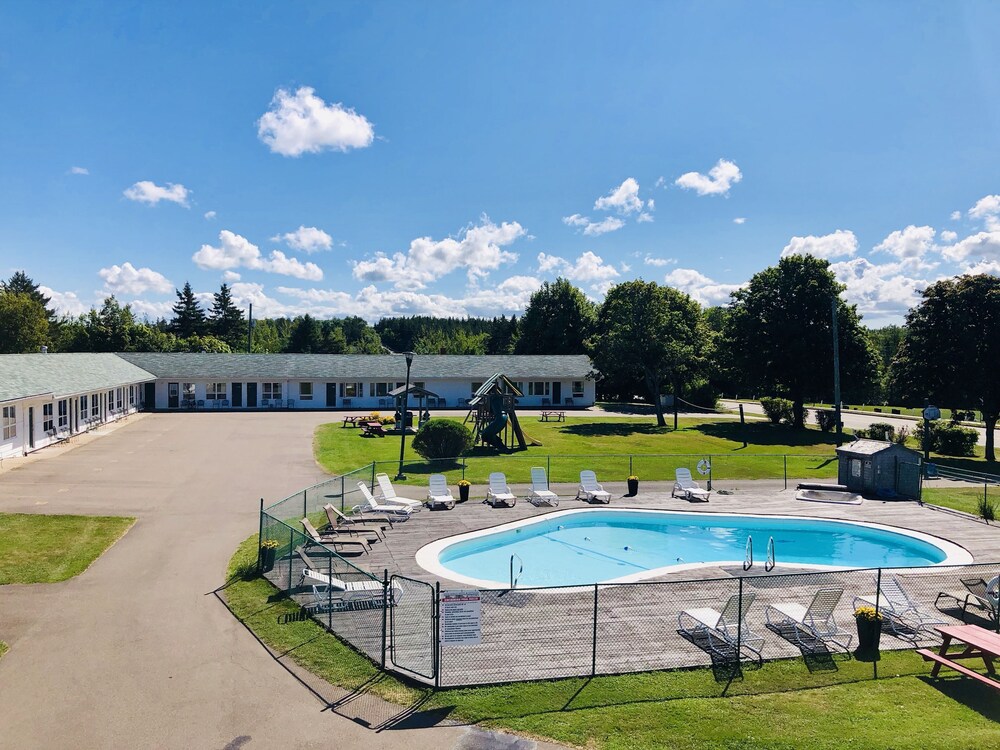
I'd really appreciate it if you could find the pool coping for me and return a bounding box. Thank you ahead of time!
[414,506,976,588]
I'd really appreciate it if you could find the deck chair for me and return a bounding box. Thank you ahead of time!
[426,474,456,510]
[576,470,612,504]
[375,473,423,510]
[678,592,764,660]
[300,518,375,551]
[485,472,517,507]
[853,575,950,636]
[528,467,559,506]
[352,482,413,518]
[765,587,853,652]
[672,468,710,502]
[297,548,398,611]
[324,504,391,535]
[935,576,1000,624]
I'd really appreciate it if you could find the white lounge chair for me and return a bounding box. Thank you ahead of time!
[300,518,373,553]
[353,482,413,518]
[935,576,1000,624]
[298,548,398,611]
[485,472,517,507]
[426,474,456,510]
[853,575,950,636]
[765,587,853,652]
[576,470,611,504]
[672,468,711,502]
[375,473,423,511]
[678,592,764,660]
[528,466,559,506]
[324,503,392,536]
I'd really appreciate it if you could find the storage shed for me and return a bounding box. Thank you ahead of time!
[836,439,922,500]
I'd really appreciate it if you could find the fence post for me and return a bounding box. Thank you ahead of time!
[371,461,376,491]
[303,489,307,520]
[462,457,466,481]
[874,567,882,678]
[381,569,389,670]
[547,455,551,484]
[783,455,788,490]
[736,576,743,664]
[287,527,295,593]
[591,584,599,676]
[629,455,633,477]
[328,554,333,630]
[341,474,346,512]
[257,498,264,571]
[434,581,442,688]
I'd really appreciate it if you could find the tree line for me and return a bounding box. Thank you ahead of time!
[2,259,997,459]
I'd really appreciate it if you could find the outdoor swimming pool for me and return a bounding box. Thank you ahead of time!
[417,508,972,587]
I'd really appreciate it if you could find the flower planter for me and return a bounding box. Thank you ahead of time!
[458,484,470,503]
[855,616,882,658]
[627,478,639,496]
[260,546,277,573]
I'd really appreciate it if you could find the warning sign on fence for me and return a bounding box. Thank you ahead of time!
[439,589,482,646]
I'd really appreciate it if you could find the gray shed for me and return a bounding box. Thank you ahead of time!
[836,439,922,499]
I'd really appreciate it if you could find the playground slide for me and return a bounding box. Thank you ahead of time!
[481,395,508,451]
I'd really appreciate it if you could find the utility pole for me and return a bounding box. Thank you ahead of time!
[831,299,842,446]
[246,303,253,354]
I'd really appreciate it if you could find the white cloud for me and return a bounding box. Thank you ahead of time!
[221,270,241,283]
[352,217,523,289]
[664,268,742,306]
[636,212,654,223]
[829,258,927,322]
[872,225,937,265]
[594,178,644,215]
[257,86,375,157]
[69,166,89,175]
[127,299,174,320]
[123,181,190,207]
[647,199,655,211]
[271,225,333,253]
[781,229,858,259]
[940,230,958,243]
[204,210,217,220]
[562,214,624,236]
[675,159,742,196]
[98,262,173,296]
[950,210,962,221]
[940,231,1000,264]
[655,176,666,188]
[643,255,676,267]
[536,251,620,283]
[733,217,747,224]
[39,286,88,317]
[968,194,1000,231]
[192,230,324,280]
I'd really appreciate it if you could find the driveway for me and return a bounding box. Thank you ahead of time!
[0,413,561,750]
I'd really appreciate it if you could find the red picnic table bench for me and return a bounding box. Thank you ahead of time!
[342,415,363,427]
[917,624,1000,690]
[361,421,387,438]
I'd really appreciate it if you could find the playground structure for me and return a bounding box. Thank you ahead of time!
[464,373,531,451]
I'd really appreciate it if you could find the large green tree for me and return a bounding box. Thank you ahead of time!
[210,284,246,350]
[888,274,1000,461]
[84,296,137,351]
[1,271,55,323]
[0,292,49,353]
[170,282,207,339]
[286,314,323,353]
[591,280,708,427]
[515,278,596,355]
[724,254,880,428]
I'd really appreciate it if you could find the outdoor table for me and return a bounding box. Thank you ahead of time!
[342,415,362,427]
[917,624,1000,690]
[540,411,565,422]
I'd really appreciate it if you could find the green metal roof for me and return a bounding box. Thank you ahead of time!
[115,353,594,380]
[0,354,156,403]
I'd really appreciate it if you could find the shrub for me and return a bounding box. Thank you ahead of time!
[977,495,997,523]
[914,420,978,457]
[893,426,910,445]
[864,422,897,442]
[815,410,838,432]
[411,419,474,460]
[760,397,793,425]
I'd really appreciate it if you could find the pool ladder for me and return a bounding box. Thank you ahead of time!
[743,536,776,572]
[510,553,523,589]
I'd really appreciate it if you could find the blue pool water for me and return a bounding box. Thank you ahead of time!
[435,510,951,587]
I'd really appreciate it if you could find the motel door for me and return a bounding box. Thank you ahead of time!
[326,383,337,408]
[246,383,258,408]
[231,383,243,408]
[28,407,35,449]
[168,383,180,409]
[552,382,562,405]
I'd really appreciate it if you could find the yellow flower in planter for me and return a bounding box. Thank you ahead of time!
[260,539,280,550]
[457,479,471,487]
[853,605,882,621]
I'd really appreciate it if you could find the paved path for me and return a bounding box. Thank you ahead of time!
[0,413,563,750]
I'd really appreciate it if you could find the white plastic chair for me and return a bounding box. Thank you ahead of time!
[672,468,711,502]
[353,482,413,518]
[576,470,611,504]
[374,473,423,510]
[528,466,559,506]
[426,474,456,510]
[486,472,517,507]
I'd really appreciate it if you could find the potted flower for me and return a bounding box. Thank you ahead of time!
[627,475,639,496]
[853,605,882,657]
[457,479,471,503]
[259,538,279,573]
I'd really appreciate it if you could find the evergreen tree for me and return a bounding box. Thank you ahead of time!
[286,314,323,352]
[170,282,208,339]
[2,271,56,324]
[209,284,246,350]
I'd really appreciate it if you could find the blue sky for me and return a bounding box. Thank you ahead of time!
[2,1,1000,325]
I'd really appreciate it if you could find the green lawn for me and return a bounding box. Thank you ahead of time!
[314,417,841,485]
[0,512,135,584]
[0,641,7,659]
[922,486,1000,517]
[224,535,1000,750]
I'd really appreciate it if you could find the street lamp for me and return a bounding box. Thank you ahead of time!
[395,351,415,480]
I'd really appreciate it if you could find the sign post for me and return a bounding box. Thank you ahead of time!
[922,403,940,465]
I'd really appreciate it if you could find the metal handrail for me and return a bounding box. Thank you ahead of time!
[510,553,523,589]
[743,536,753,570]
[765,536,776,572]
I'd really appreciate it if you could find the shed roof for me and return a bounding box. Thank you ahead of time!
[115,353,594,380]
[836,439,919,457]
[0,353,156,403]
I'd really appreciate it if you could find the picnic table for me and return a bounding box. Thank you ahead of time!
[342,415,363,427]
[361,421,386,437]
[917,624,1000,689]
[540,411,565,422]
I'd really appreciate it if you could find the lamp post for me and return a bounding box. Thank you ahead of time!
[395,351,415,480]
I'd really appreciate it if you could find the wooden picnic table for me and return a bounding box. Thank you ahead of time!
[917,624,1000,689]
[540,411,565,422]
[342,415,363,427]
[361,421,386,437]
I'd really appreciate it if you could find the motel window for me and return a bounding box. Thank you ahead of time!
[851,459,862,478]
[471,382,483,397]
[108,391,114,411]
[528,381,550,396]
[58,400,68,429]
[206,383,226,400]
[263,382,282,400]
[370,382,399,397]
[91,394,100,417]
[299,382,313,400]
[116,388,123,411]
[572,381,585,399]
[414,381,425,390]
[79,395,87,419]
[506,381,523,395]
[43,403,54,432]
[129,386,136,406]
[2,406,16,440]
[182,383,195,400]
[340,382,361,398]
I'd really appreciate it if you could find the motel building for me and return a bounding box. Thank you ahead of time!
[0,352,594,458]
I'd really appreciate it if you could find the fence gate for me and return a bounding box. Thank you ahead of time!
[389,575,436,681]
[898,461,922,500]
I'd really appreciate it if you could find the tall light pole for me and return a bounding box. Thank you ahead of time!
[395,351,415,480]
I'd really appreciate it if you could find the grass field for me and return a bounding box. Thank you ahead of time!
[923,486,1000,517]
[314,417,841,485]
[0,513,135,584]
[224,535,1000,750]
[0,641,7,659]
